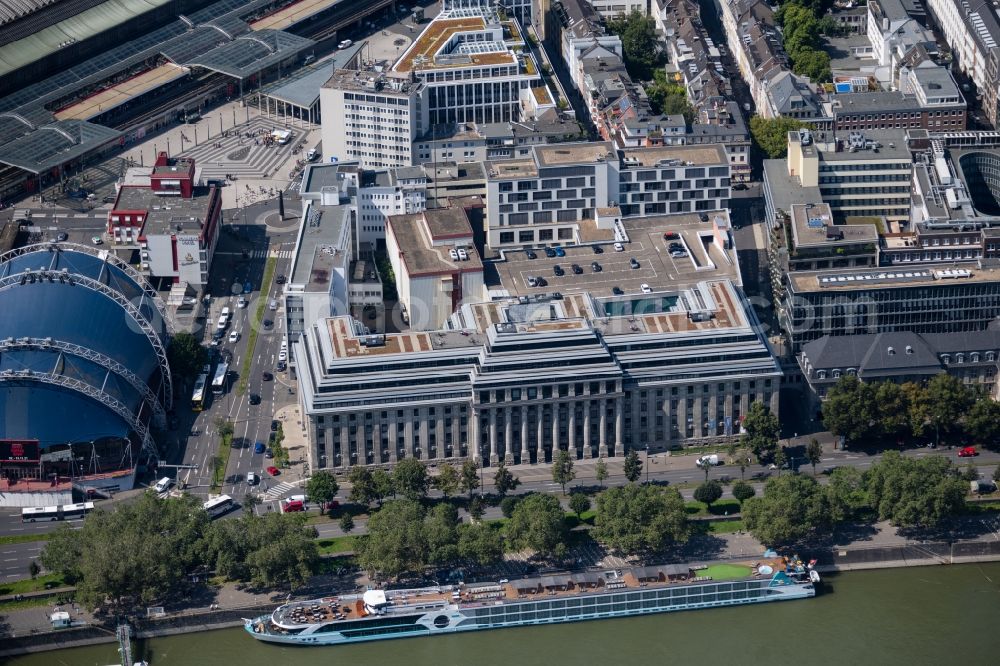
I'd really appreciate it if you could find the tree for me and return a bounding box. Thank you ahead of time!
[742,474,830,548]
[821,376,878,444]
[901,381,931,438]
[42,493,211,612]
[392,458,430,501]
[242,493,261,514]
[551,450,576,494]
[693,480,723,508]
[432,462,460,498]
[468,495,486,521]
[166,331,207,382]
[347,466,375,506]
[593,484,689,555]
[623,450,643,483]
[356,500,427,580]
[458,522,504,566]
[926,373,974,444]
[424,503,460,565]
[772,446,787,476]
[339,512,355,534]
[874,381,909,439]
[493,462,521,499]
[994,465,1000,485]
[595,458,609,488]
[962,464,980,482]
[865,451,967,528]
[569,492,591,519]
[214,417,235,439]
[749,116,814,159]
[824,466,869,523]
[806,438,823,476]
[606,10,662,80]
[646,70,693,121]
[459,458,481,498]
[506,493,569,558]
[742,401,780,462]
[965,397,1000,448]
[240,513,319,591]
[371,468,394,506]
[731,480,756,505]
[500,495,520,519]
[28,560,40,580]
[305,470,339,507]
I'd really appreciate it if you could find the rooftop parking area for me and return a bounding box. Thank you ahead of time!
[493,211,738,298]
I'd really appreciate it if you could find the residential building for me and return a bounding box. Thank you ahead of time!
[589,0,651,19]
[658,0,731,110]
[106,152,221,289]
[867,0,937,76]
[386,203,486,331]
[294,213,781,471]
[801,330,1000,399]
[924,0,1000,125]
[829,78,967,133]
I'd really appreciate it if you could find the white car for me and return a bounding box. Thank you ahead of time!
[614,242,624,252]
[237,296,248,308]
[640,283,652,294]
[229,330,240,343]
[278,350,287,362]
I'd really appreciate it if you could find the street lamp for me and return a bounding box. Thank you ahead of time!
[645,444,650,484]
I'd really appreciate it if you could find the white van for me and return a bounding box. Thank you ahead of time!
[221,306,231,319]
[154,477,173,493]
[216,315,228,330]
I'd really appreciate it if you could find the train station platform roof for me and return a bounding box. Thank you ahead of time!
[249,0,344,32]
[0,119,122,173]
[187,29,313,79]
[54,63,188,121]
[258,42,362,109]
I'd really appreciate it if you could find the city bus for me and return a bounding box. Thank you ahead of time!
[21,506,60,522]
[61,502,95,520]
[211,361,229,396]
[191,373,209,411]
[202,494,235,519]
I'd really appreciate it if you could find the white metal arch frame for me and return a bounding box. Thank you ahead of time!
[0,370,156,459]
[0,337,166,426]
[0,243,172,335]
[0,269,174,410]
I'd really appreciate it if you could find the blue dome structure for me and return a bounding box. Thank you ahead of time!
[0,242,172,478]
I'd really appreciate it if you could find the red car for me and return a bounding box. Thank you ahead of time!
[958,446,978,458]
[266,465,280,476]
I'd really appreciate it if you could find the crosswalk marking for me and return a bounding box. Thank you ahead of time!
[263,481,295,500]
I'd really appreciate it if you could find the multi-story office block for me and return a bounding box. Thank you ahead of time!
[295,214,780,470]
[486,142,730,248]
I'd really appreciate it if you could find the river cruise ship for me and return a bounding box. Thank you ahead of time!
[245,558,819,646]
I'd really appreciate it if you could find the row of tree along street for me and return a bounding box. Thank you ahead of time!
[821,374,1000,449]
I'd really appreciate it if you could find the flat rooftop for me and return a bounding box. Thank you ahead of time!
[114,186,217,237]
[290,204,350,291]
[301,162,360,195]
[487,158,538,180]
[54,64,188,122]
[620,144,727,167]
[787,263,1000,292]
[535,142,615,167]
[394,14,516,73]
[388,207,482,277]
[493,211,739,298]
[789,203,879,248]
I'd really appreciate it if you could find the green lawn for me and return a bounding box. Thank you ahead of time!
[317,535,356,555]
[0,573,66,596]
[0,594,66,612]
[210,432,233,492]
[706,520,744,534]
[701,563,752,580]
[685,499,741,517]
[0,533,50,546]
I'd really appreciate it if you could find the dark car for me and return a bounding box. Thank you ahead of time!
[699,213,709,222]
[254,441,266,454]
[612,286,624,295]
[553,265,565,276]
[592,245,604,254]
[262,319,273,329]
[554,247,565,257]
[732,183,749,191]
[275,274,287,284]
[668,242,683,251]
[249,393,261,405]
[277,360,287,372]
[535,276,548,287]
[262,371,273,381]
[271,420,280,432]
[526,249,537,259]
[544,247,557,258]
[571,263,583,275]
[630,258,640,269]
[265,448,274,459]
[591,261,602,272]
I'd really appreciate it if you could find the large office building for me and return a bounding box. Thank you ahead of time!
[486,142,730,248]
[320,6,556,169]
[295,212,780,470]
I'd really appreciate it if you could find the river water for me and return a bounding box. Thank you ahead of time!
[8,563,1000,666]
